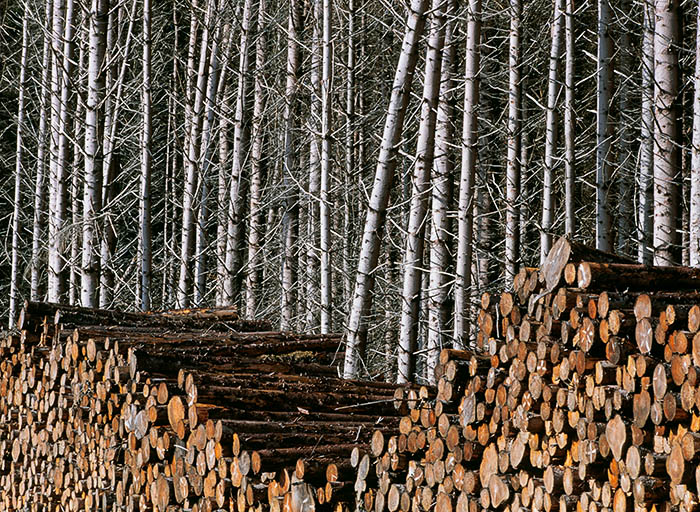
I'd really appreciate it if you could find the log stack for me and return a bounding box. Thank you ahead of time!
[357,237,700,512]
[0,301,430,512]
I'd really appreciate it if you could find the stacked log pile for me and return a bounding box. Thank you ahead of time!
[357,237,700,512]
[0,301,429,512]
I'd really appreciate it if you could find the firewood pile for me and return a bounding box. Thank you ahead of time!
[0,300,427,512]
[358,237,700,512]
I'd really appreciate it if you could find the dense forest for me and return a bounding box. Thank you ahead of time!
[0,0,697,383]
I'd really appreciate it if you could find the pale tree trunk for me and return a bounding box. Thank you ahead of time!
[564,0,575,237]
[81,0,108,307]
[138,0,153,311]
[342,0,355,313]
[245,0,267,318]
[397,0,444,385]
[595,0,613,252]
[319,0,333,333]
[639,0,654,264]
[453,0,481,349]
[9,3,30,328]
[343,0,429,379]
[31,0,53,301]
[280,0,303,331]
[194,10,223,305]
[307,0,322,330]
[540,0,564,264]
[690,3,700,266]
[178,0,214,307]
[520,122,529,247]
[505,0,521,287]
[426,0,455,382]
[222,0,254,305]
[653,0,680,266]
[617,0,634,255]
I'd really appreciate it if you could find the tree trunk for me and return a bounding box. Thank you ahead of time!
[639,0,655,264]
[453,0,481,348]
[81,0,107,307]
[596,0,613,252]
[397,0,444,384]
[564,0,575,237]
[343,0,429,379]
[343,0,356,315]
[280,0,303,331]
[690,2,700,266]
[9,2,29,328]
[617,0,634,256]
[139,0,153,311]
[320,0,333,334]
[505,0,521,286]
[540,0,565,264]
[653,0,680,266]
[223,0,254,306]
[245,0,267,319]
[426,0,455,383]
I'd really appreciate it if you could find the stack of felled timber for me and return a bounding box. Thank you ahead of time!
[357,237,700,512]
[0,301,429,512]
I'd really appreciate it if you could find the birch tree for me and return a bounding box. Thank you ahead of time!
[690,3,700,267]
[617,0,634,255]
[397,0,445,384]
[453,0,481,348]
[564,0,575,236]
[343,0,429,379]
[595,0,613,252]
[540,0,565,264]
[639,0,655,264]
[653,0,680,266]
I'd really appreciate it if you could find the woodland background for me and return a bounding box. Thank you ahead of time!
[0,0,697,383]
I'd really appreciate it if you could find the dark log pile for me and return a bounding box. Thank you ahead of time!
[0,300,430,512]
[357,237,700,512]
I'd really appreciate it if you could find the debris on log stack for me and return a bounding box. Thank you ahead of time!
[0,300,432,512]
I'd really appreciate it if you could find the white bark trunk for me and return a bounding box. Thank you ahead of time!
[245,0,267,318]
[343,0,429,379]
[397,0,444,385]
[639,0,655,264]
[342,0,355,312]
[617,0,634,255]
[9,3,29,328]
[690,3,700,266]
[453,0,481,348]
[426,0,455,382]
[81,0,107,307]
[596,0,613,252]
[505,0,521,287]
[540,0,565,264]
[139,0,153,311]
[564,0,575,237]
[653,0,680,266]
[319,0,333,333]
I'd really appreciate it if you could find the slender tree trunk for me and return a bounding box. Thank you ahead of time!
[81,0,107,307]
[342,0,355,314]
[343,0,429,379]
[540,0,565,263]
[595,0,613,251]
[319,0,333,333]
[520,121,529,248]
[505,0,521,287]
[639,0,655,264]
[245,0,267,318]
[397,0,444,384]
[426,0,455,382]
[653,0,680,266]
[280,0,303,331]
[690,3,700,266]
[453,0,481,348]
[617,0,634,255]
[9,3,30,328]
[31,0,53,301]
[564,0,575,237]
[222,0,254,305]
[138,0,153,311]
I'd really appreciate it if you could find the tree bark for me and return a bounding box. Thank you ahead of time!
[617,0,634,256]
[653,0,680,266]
[639,0,655,264]
[139,0,153,311]
[690,2,700,266]
[320,0,333,334]
[397,0,445,384]
[453,0,481,348]
[564,0,575,237]
[540,0,565,264]
[343,0,429,378]
[596,0,613,252]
